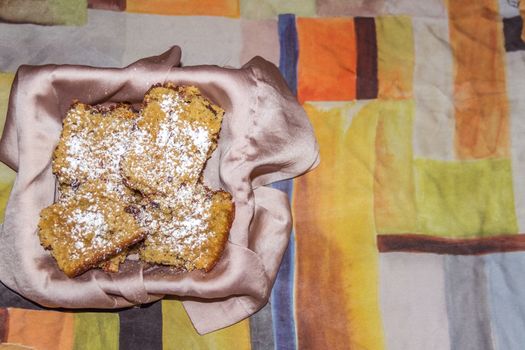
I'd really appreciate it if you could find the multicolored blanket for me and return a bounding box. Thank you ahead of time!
[1,0,525,349]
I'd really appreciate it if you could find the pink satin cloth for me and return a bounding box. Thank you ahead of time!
[0,46,319,334]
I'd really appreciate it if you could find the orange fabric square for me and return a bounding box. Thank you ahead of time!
[6,308,74,350]
[297,18,357,103]
[448,0,509,159]
[127,0,240,17]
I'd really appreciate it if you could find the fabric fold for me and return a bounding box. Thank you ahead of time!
[0,46,319,334]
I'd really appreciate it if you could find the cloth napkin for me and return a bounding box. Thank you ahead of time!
[0,46,319,334]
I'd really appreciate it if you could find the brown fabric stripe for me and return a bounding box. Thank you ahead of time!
[503,16,525,52]
[88,0,126,11]
[0,308,8,342]
[0,282,42,310]
[119,301,162,350]
[355,17,378,99]
[377,234,525,255]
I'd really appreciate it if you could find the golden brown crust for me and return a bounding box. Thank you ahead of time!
[98,251,128,273]
[63,234,145,278]
[203,196,235,272]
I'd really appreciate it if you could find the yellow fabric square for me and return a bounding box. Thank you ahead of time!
[374,99,417,233]
[73,313,119,350]
[376,16,414,100]
[415,158,518,237]
[294,101,385,349]
[241,0,315,19]
[162,300,251,350]
[0,72,15,223]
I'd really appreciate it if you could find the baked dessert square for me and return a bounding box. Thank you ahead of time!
[53,102,139,203]
[38,181,146,277]
[120,84,224,203]
[139,183,234,271]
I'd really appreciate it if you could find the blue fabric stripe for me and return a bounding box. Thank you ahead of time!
[444,256,494,350]
[278,14,298,95]
[484,252,525,350]
[270,179,297,350]
[270,16,298,350]
[249,302,275,350]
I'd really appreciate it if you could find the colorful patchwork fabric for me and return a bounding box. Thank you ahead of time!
[2,0,525,349]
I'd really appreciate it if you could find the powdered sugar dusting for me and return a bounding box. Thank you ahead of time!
[66,205,110,258]
[123,91,214,197]
[57,106,136,200]
[132,91,221,264]
[142,184,214,258]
